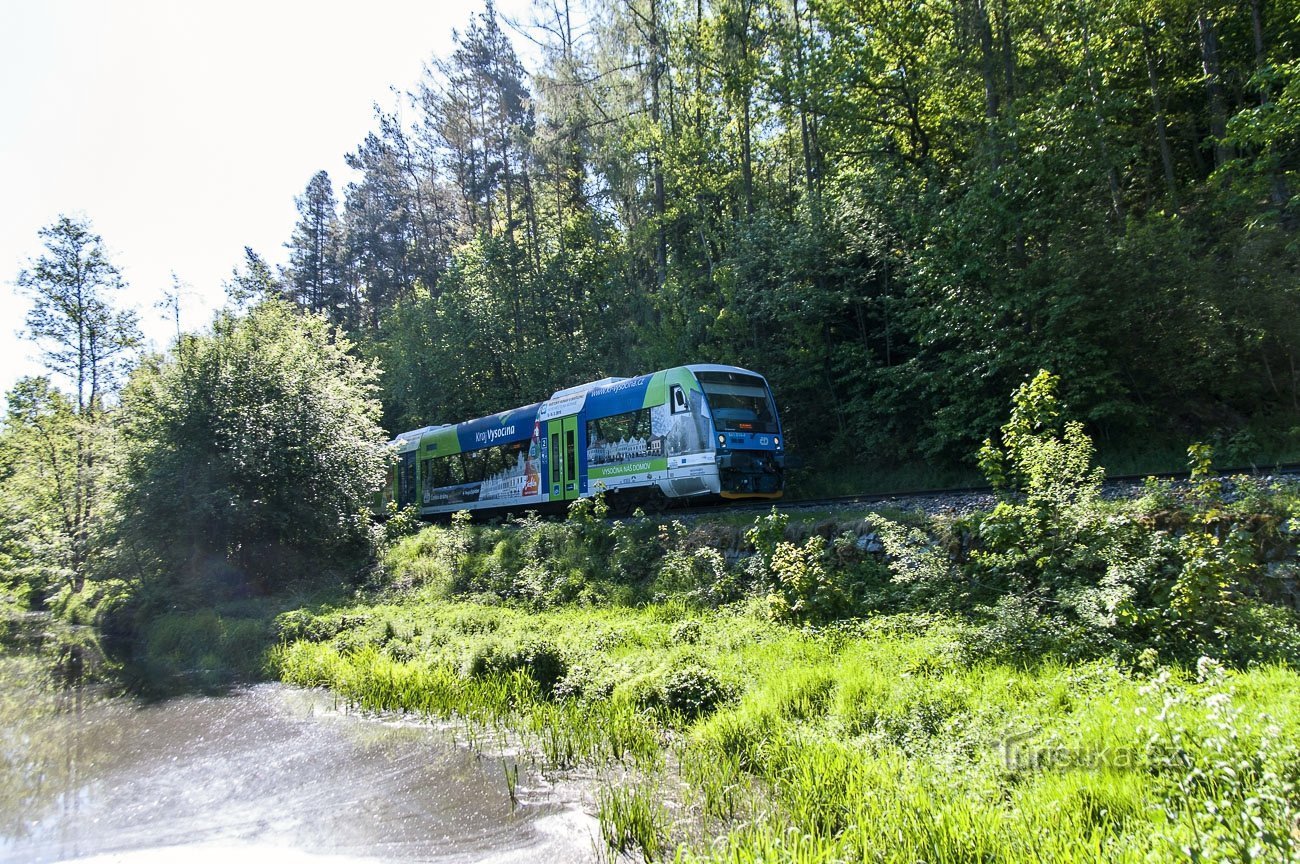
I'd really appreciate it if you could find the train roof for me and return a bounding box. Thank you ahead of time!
[684,363,768,379]
[549,376,629,399]
[389,424,448,453]
[388,365,774,449]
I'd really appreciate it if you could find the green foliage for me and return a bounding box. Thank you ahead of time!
[47,578,132,631]
[765,536,855,624]
[609,514,667,583]
[968,372,1112,603]
[660,663,729,720]
[114,300,389,593]
[597,784,670,862]
[220,0,1300,482]
[140,608,273,685]
[271,595,1300,864]
[15,215,141,414]
[368,429,1300,670]
[461,637,568,696]
[743,507,789,578]
[379,503,422,546]
[978,370,1104,505]
[656,546,741,606]
[0,379,81,607]
[6,215,140,600]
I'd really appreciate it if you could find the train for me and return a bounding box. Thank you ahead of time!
[380,364,785,516]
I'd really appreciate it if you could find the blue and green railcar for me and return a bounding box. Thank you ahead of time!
[380,364,785,516]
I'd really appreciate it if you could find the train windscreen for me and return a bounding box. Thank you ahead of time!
[695,371,779,433]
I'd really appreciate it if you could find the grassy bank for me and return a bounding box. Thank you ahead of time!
[267,454,1300,862]
[273,595,1300,862]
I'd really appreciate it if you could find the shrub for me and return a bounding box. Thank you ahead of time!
[274,609,364,645]
[460,637,568,696]
[958,594,1096,665]
[670,618,703,645]
[661,663,728,719]
[656,547,741,605]
[378,504,422,547]
[609,515,665,583]
[766,536,857,623]
[744,507,790,580]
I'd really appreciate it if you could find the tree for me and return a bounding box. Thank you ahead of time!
[224,247,284,309]
[0,378,80,606]
[420,0,537,242]
[285,171,352,325]
[116,301,389,593]
[302,0,1300,479]
[343,115,456,328]
[16,215,140,415]
[14,215,140,587]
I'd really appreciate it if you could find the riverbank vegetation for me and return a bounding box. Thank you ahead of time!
[267,376,1300,861]
[1,245,387,685]
[2,309,1298,855]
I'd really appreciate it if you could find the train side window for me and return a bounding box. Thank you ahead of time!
[463,448,487,483]
[565,429,576,482]
[429,456,452,488]
[670,385,689,414]
[586,407,651,457]
[421,457,433,502]
[399,453,416,505]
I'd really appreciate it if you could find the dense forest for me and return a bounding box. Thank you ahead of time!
[242,0,1299,468]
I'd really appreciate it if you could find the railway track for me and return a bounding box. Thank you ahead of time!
[677,461,1300,519]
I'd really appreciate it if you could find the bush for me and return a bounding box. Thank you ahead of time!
[744,507,790,579]
[661,663,728,719]
[460,637,568,696]
[655,546,741,605]
[766,536,857,624]
[959,594,1100,665]
[609,515,666,583]
[670,618,703,645]
[274,609,355,644]
[115,300,389,591]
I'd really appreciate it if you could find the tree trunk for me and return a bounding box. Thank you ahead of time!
[649,0,667,287]
[1142,25,1180,205]
[1197,10,1233,169]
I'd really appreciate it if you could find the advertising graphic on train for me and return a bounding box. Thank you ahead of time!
[419,407,541,507]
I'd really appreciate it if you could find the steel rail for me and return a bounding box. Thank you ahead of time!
[672,462,1300,517]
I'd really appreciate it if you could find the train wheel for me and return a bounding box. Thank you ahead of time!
[606,489,636,517]
[641,489,669,515]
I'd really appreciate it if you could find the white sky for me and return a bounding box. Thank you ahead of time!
[0,0,537,403]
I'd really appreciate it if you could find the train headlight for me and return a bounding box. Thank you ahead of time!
[774,437,781,448]
[717,434,726,446]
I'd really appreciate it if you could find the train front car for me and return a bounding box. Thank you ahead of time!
[686,364,785,500]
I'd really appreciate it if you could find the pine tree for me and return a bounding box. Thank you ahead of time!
[285,171,351,323]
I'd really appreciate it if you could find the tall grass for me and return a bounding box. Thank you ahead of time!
[597,783,669,861]
[272,597,1300,862]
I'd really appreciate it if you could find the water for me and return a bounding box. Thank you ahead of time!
[0,654,597,864]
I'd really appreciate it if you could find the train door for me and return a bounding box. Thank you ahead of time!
[397,451,417,508]
[547,416,581,501]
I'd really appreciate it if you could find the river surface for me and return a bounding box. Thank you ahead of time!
[0,654,597,864]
